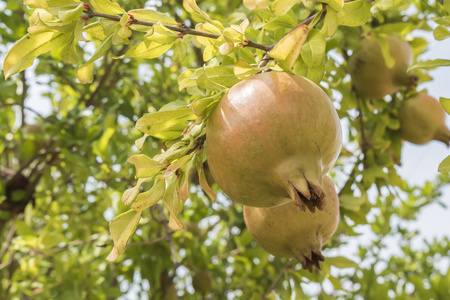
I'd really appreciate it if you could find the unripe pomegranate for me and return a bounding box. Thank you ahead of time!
[243,176,339,272]
[206,72,342,212]
[192,270,212,295]
[399,93,450,146]
[348,35,417,99]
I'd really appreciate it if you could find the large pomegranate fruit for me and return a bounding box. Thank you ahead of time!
[399,93,450,146]
[243,176,339,272]
[206,72,342,212]
[348,35,417,99]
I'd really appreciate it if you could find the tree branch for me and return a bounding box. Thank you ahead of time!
[262,260,294,298]
[83,9,271,52]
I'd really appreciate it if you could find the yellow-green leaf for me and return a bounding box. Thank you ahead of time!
[132,180,166,211]
[440,97,450,115]
[162,154,194,179]
[269,25,309,71]
[4,32,71,79]
[438,155,450,173]
[183,0,212,22]
[337,0,372,27]
[301,29,326,68]
[233,59,263,80]
[320,7,338,37]
[198,164,215,202]
[320,0,344,12]
[106,210,142,261]
[434,25,450,41]
[244,0,270,10]
[90,0,124,15]
[326,256,358,269]
[128,8,178,25]
[135,107,196,137]
[58,3,84,25]
[271,0,299,16]
[407,59,450,72]
[122,40,173,59]
[60,36,79,64]
[128,154,165,178]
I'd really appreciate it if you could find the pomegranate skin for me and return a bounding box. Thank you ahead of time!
[206,72,342,211]
[243,176,339,272]
[348,35,415,99]
[399,93,450,146]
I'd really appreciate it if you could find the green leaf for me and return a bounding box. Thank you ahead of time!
[135,107,196,137]
[440,97,450,115]
[128,154,165,178]
[320,8,338,37]
[271,0,300,16]
[172,39,187,63]
[337,0,372,27]
[122,178,150,206]
[233,59,264,80]
[163,177,185,230]
[198,163,216,201]
[293,58,325,84]
[270,25,309,71]
[106,210,142,262]
[407,59,450,71]
[122,40,173,59]
[58,3,84,25]
[162,154,194,179]
[373,0,393,11]
[444,0,450,13]
[128,9,178,25]
[434,25,450,41]
[132,179,166,211]
[339,194,366,211]
[78,33,114,83]
[145,24,179,45]
[183,0,213,22]
[326,257,358,269]
[90,0,125,15]
[189,93,223,117]
[320,0,344,12]
[83,21,107,40]
[301,29,326,68]
[439,155,450,172]
[243,0,270,10]
[60,35,79,64]
[135,134,149,151]
[3,32,71,79]
[263,10,297,30]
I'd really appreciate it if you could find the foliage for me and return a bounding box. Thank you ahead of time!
[1,0,450,299]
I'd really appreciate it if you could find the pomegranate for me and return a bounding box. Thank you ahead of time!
[399,93,450,146]
[243,176,339,272]
[206,72,342,211]
[192,270,212,295]
[348,35,417,99]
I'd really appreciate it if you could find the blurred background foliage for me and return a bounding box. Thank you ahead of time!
[1,0,450,299]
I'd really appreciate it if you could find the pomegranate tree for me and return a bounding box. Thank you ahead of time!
[399,93,450,146]
[243,176,340,272]
[348,35,417,99]
[206,72,342,212]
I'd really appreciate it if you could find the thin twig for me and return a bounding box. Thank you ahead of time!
[83,9,271,52]
[262,260,294,298]
[0,221,16,263]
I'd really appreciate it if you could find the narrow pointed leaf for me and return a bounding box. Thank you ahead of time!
[270,25,309,71]
[128,154,165,178]
[106,210,142,261]
[132,180,166,211]
[4,32,71,79]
